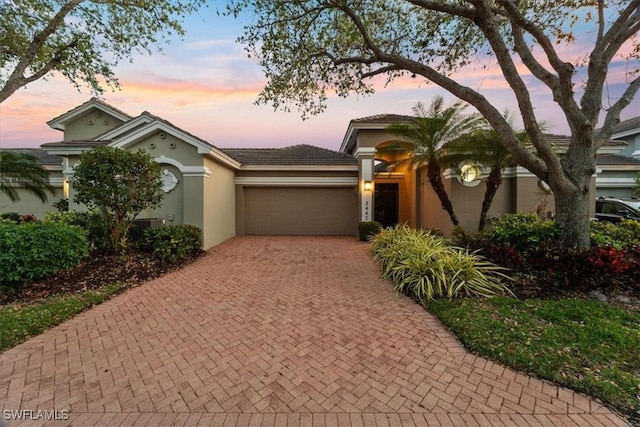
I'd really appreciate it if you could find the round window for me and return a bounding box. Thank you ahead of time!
[460,163,480,183]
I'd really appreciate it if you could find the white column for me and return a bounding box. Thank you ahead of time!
[356,147,376,222]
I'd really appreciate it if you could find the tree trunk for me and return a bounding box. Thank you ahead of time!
[478,169,502,232]
[553,140,596,249]
[554,188,592,249]
[427,163,459,226]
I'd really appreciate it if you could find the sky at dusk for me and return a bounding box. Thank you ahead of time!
[0,4,638,152]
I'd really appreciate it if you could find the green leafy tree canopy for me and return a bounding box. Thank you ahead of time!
[227,0,640,249]
[72,146,163,253]
[0,0,206,103]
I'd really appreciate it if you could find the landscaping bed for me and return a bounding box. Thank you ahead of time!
[369,219,640,424]
[0,249,204,307]
[0,250,204,352]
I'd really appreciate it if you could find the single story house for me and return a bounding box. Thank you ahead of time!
[1,98,637,248]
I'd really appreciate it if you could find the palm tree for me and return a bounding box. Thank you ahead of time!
[0,151,54,203]
[446,111,539,231]
[378,96,485,226]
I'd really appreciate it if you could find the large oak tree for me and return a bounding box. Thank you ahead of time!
[0,0,205,103]
[227,0,640,248]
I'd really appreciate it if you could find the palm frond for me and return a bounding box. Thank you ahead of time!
[0,151,55,203]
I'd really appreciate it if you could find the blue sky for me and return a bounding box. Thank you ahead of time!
[0,4,638,151]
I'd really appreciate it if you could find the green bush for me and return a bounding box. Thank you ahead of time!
[0,222,89,290]
[0,212,21,222]
[358,221,382,241]
[489,213,560,254]
[370,225,512,301]
[44,210,109,250]
[590,219,640,248]
[139,224,202,262]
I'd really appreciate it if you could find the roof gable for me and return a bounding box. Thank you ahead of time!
[94,112,155,141]
[611,116,640,139]
[47,98,132,131]
[109,120,240,169]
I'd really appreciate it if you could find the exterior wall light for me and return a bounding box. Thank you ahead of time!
[364,181,373,191]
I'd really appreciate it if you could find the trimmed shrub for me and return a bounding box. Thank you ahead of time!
[489,213,560,255]
[139,224,202,262]
[0,212,21,222]
[590,219,640,248]
[358,221,382,241]
[44,210,109,250]
[0,222,89,290]
[370,225,512,301]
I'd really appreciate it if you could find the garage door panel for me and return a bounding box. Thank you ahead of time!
[244,187,357,235]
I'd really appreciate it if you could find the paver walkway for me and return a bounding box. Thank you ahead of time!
[0,236,630,426]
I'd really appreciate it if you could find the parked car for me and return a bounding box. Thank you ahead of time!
[595,197,640,223]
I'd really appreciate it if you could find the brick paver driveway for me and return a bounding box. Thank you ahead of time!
[0,237,629,426]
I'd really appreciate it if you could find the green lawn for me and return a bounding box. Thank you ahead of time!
[426,297,640,414]
[0,284,123,351]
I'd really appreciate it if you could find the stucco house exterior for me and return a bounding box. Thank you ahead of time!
[2,99,359,249]
[1,99,638,248]
[595,117,640,198]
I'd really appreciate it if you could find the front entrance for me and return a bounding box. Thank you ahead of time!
[374,183,399,228]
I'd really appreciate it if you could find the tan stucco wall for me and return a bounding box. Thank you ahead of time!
[449,178,487,232]
[418,171,455,235]
[512,175,556,218]
[63,110,126,141]
[202,158,236,249]
[0,187,64,219]
[356,130,397,149]
[126,132,202,167]
[143,164,184,226]
[235,170,357,178]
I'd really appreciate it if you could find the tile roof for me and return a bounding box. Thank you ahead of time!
[596,154,640,166]
[350,114,413,124]
[0,148,62,165]
[610,116,640,135]
[222,144,357,165]
[40,141,109,148]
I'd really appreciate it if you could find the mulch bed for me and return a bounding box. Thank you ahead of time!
[0,250,204,306]
[507,273,640,313]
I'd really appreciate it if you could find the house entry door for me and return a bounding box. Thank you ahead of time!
[374,183,399,228]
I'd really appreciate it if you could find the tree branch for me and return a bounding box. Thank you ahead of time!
[469,1,562,181]
[582,0,640,122]
[1,0,83,103]
[596,74,640,148]
[406,0,476,19]
[360,65,401,79]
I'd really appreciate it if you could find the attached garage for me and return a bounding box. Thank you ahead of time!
[243,186,357,235]
[224,145,360,237]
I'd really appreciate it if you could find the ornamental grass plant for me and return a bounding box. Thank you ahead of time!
[370,225,512,301]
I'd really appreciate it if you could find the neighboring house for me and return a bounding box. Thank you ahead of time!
[595,117,640,198]
[2,99,637,247]
[0,148,65,218]
[1,99,359,249]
